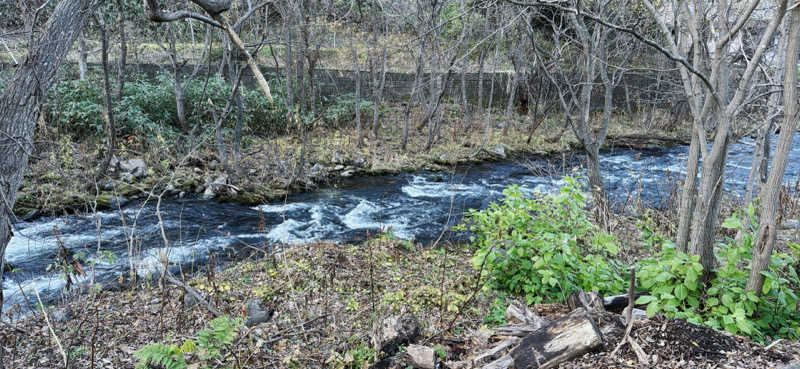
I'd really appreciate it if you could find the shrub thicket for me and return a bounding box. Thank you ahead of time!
[466,179,800,341]
[459,177,626,305]
[47,74,373,145]
[637,206,800,341]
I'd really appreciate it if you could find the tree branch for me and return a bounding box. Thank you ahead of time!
[143,0,222,28]
[505,0,721,105]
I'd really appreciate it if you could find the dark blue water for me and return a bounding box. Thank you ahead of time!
[3,134,800,313]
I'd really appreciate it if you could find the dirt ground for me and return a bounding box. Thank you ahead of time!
[2,237,798,369]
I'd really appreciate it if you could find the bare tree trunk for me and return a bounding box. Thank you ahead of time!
[690,131,730,273]
[168,27,190,131]
[675,131,699,252]
[479,42,500,151]
[504,49,521,136]
[371,42,387,139]
[116,0,127,100]
[350,38,363,146]
[688,0,787,275]
[0,2,93,367]
[476,47,486,117]
[282,13,295,121]
[402,44,424,151]
[228,48,244,178]
[78,30,88,80]
[97,14,117,176]
[743,125,769,206]
[460,57,470,125]
[746,7,799,293]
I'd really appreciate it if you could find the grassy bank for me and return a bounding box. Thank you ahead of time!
[2,236,494,368]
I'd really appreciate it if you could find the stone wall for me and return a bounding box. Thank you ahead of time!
[1,62,682,110]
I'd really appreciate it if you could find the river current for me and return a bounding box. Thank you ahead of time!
[4,134,800,313]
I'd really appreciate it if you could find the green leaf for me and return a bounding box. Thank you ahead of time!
[635,295,657,305]
[646,301,660,317]
[674,285,688,301]
[762,279,772,295]
[721,293,734,308]
[722,216,742,230]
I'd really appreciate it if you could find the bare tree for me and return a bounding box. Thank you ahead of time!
[95,12,118,176]
[531,0,635,224]
[0,1,95,367]
[116,0,127,100]
[350,36,363,146]
[144,0,274,103]
[78,30,88,80]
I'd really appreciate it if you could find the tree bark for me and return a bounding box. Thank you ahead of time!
[746,7,799,293]
[675,131,699,252]
[371,42,387,139]
[97,14,117,176]
[350,38,363,146]
[116,0,127,100]
[687,0,787,274]
[509,308,603,369]
[78,30,88,80]
[0,1,93,368]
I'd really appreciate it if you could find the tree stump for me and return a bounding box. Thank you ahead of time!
[509,308,603,369]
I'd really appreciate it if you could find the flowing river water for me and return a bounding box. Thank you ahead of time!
[4,134,800,313]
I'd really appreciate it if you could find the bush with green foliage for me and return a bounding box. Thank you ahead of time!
[48,74,286,144]
[458,177,625,305]
[134,315,242,369]
[47,73,378,144]
[320,92,375,127]
[636,206,800,341]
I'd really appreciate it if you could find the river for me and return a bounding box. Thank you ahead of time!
[4,134,800,313]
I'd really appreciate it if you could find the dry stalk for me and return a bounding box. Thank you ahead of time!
[34,289,67,368]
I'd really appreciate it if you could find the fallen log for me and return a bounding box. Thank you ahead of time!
[603,292,648,313]
[493,325,541,337]
[473,337,519,365]
[509,308,603,369]
[605,134,689,150]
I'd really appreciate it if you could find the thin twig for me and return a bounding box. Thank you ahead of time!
[611,266,637,357]
[34,289,67,368]
[164,272,222,317]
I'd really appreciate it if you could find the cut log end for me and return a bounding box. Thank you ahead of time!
[510,308,604,369]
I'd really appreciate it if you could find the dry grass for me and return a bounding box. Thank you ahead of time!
[2,237,496,368]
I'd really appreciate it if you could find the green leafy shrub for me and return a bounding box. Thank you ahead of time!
[320,93,374,127]
[134,315,242,369]
[637,206,800,341]
[48,74,289,144]
[459,177,625,305]
[483,293,509,326]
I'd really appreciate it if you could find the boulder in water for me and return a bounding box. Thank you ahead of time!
[488,144,507,159]
[202,174,229,200]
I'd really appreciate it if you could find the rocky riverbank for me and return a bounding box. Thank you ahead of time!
[13,113,688,219]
